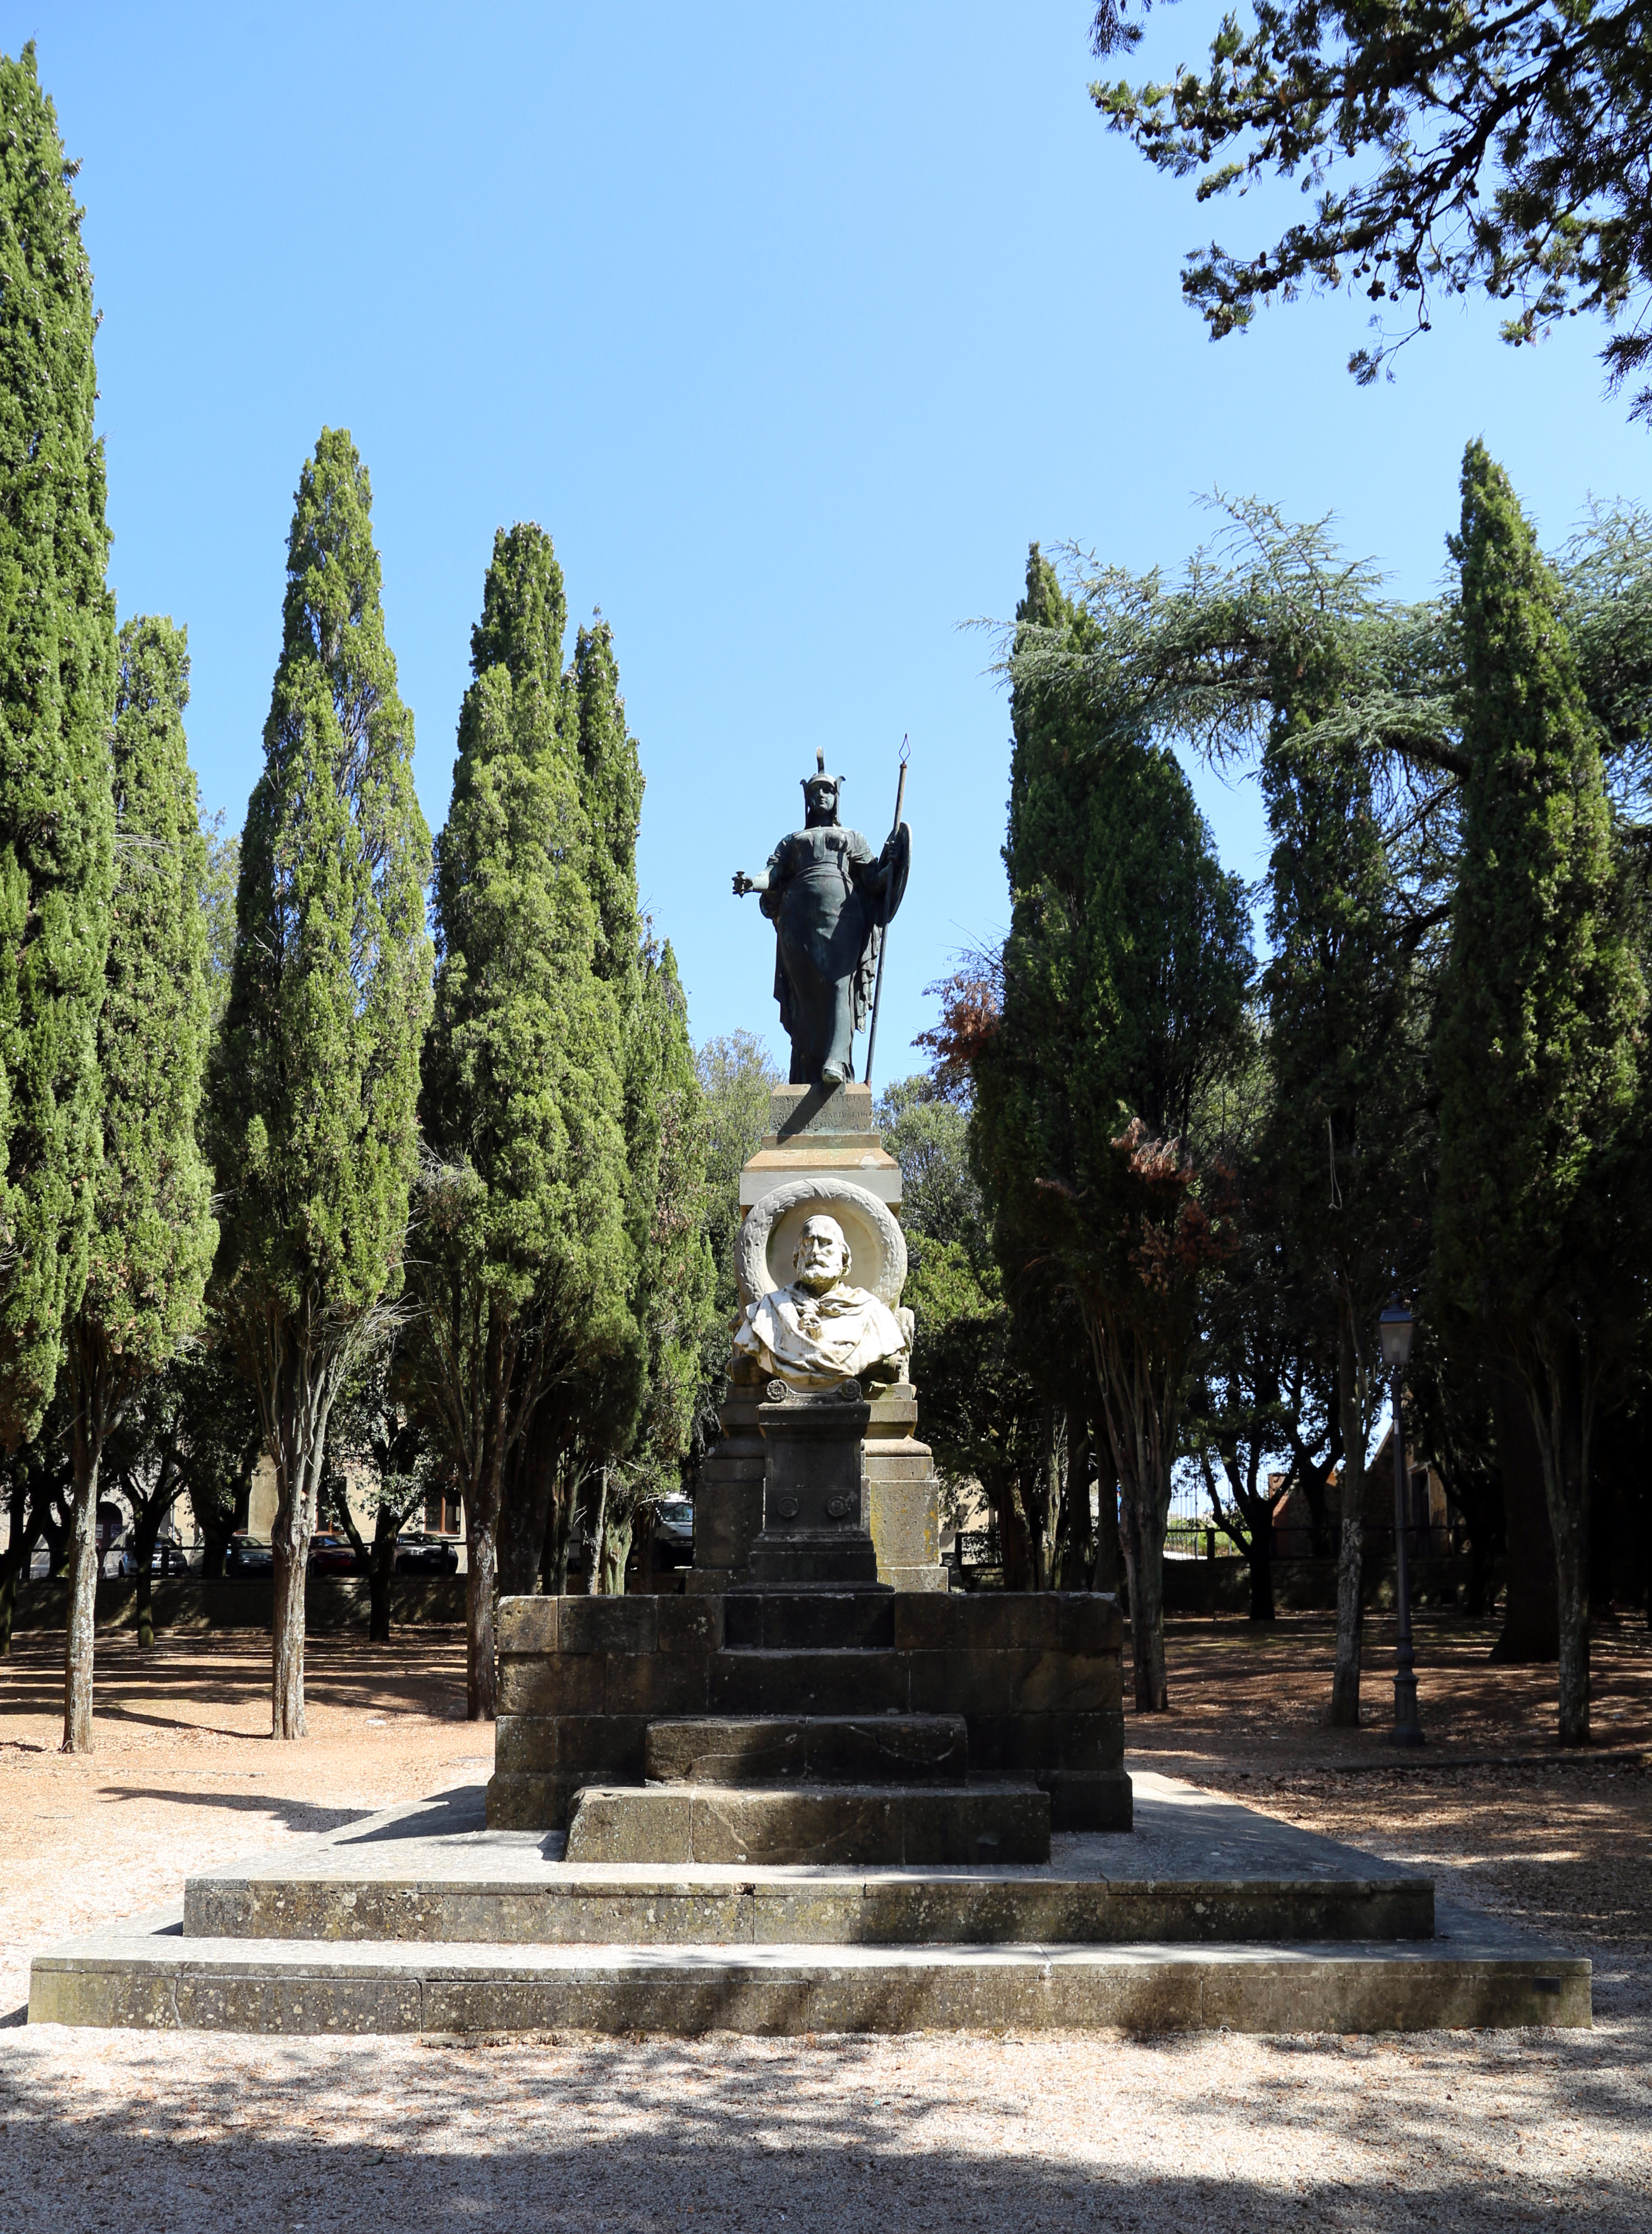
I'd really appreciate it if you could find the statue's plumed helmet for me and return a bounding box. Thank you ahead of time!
[802,747,843,802]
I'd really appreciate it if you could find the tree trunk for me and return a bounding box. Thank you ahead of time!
[134,1528,158,1650]
[542,1464,577,1595]
[589,1466,611,1595]
[1490,1367,1559,1661]
[369,1516,397,1644]
[1527,1342,1591,1748]
[498,1410,556,1596]
[62,1462,102,1754]
[269,1373,334,1740]
[602,1512,633,1596]
[467,1516,498,1718]
[1090,1464,1120,1596]
[1247,1521,1276,1622]
[0,1479,40,1658]
[1120,1475,1168,1711]
[64,1338,109,1754]
[1066,1412,1092,1591]
[1328,1312,1365,1727]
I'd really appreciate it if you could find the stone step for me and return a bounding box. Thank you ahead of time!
[643,1714,969,1786]
[31,1912,1591,2036]
[722,1590,895,1652]
[564,1781,1051,1867]
[182,1859,1435,1948]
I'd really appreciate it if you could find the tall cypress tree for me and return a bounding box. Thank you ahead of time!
[0,46,116,1452]
[61,619,215,1750]
[1261,681,1427,1727]
[1433,442,1644,1748]
[413,525,630,1714]
[971,547,1251,1707]
[211,431,432,1739]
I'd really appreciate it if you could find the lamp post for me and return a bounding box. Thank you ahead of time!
[1377,1294,1423,1747]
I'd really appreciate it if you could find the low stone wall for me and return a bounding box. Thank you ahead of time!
[6,1573,467,1635]
[488,1588,1130,1836]
[1160,1554,1473,1618]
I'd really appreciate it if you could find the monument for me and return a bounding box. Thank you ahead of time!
[27,752,1591,2042]
[482,750,1132,1858]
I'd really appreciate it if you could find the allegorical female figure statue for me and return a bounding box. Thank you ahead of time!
[732,753,909,1085]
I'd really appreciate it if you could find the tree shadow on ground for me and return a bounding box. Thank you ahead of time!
[1,2026,1648,2234]
[98,1788,376,1834]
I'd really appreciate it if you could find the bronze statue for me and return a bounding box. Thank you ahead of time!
[733,752,910,1085]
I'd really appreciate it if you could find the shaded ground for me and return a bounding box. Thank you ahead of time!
[0,1614,1647,2231]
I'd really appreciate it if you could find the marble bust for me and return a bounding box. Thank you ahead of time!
[734,1214,908,1391]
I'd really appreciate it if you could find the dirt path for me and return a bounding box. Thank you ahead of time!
[1,1616,1647,2232]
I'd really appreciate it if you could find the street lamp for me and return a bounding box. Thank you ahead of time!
[1377,1294,1423,1747]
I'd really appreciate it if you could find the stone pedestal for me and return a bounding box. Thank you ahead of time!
[693,1085,943,1592]
[745,1379,880,1587]
[692,1368,941,1591]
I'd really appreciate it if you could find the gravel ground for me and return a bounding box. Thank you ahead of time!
[1,1616,1648,2231]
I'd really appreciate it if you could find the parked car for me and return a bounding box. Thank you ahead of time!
[118,1538,192,1578]
[651,1497,694,1571]
[224,1533,274,1576]
[394,1531,459,1575]
[309,1531,367,1576]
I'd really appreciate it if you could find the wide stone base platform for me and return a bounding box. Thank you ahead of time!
[29,1772,1591,2036]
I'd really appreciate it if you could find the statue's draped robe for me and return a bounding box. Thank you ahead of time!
[735,1279,909,1389]
[759,823,881,1083]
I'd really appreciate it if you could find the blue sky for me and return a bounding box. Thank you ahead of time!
[24,1,1650,1083]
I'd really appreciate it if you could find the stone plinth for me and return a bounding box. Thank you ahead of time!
[484,1588,1131,1838]
[694,1369,941,1591]
[746,1380,880,1586]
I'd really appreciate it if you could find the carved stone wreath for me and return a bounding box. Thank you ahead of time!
[735,1177,908,1309]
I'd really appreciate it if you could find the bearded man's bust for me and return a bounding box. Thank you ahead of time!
[733,1213,909,1392]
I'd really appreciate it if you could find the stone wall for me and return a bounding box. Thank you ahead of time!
[488,1588,1130,1835]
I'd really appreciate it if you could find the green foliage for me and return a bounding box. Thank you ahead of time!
[1434,443,1643,1335]
[957,548,1250,1676]
[420,525,629,1354]
[213,429,433,1341]
[75,618,215,1385]
[688,1030,783,1469]
[972,544,1251,1314]
[209,429,432,1733]
[1433,441,1646,1742]
[1090,2,1652,415]
[621,941,715,1486]
[199,813,240,1035]
[414,522,632,1674]
[574,616,645,987]
[0,44,116,1448]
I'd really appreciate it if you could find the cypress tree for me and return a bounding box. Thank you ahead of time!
[61,619,215,1748]
[971,547,1251,1707]
[211,431,432,1739]
[1433,442,1643,1748]
[413,525,630,1715]
[573,617,645,987]
[1261,681,1427,1726]
[0,45,116,1452]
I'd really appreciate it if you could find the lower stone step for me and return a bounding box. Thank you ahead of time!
[643,1714,969,1785]
[30,1913,1591,2036]
[564,1781,1050,1866]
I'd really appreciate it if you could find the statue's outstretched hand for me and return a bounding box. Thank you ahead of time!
[733,871,752,897]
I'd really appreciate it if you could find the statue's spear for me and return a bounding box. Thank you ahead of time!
[862,735,910,1091]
